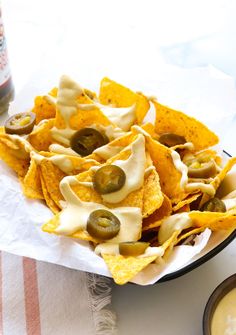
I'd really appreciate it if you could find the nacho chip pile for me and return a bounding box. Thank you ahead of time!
[1,75,236,285]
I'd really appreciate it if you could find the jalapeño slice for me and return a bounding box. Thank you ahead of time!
[93,165,126,194]
[119,242,150,256]
[200,197,226,212]
[70,128,109,156]
[188,160,217,178]
[158,133,186,147]
[4,112,36,135]
[87,209,120,240]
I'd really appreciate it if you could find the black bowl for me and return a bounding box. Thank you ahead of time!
[203,273,236,335]
[158,150,236,283]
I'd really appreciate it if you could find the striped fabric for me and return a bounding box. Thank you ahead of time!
[0,251,116,335]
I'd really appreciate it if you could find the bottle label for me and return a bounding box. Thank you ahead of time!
[0,11,10,87]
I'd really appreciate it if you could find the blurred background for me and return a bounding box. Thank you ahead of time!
[3,0,236,89]
[3,0,236,151]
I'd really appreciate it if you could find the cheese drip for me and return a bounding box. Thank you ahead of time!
[50,75,83,145]
[55,176,142,240]
[101,134,146,204]
[158,213,192,244]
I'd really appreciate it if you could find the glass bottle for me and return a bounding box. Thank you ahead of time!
[0,5,14,114]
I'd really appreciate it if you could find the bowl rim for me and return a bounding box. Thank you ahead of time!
[202,273,236,335]
[158,150,236,283]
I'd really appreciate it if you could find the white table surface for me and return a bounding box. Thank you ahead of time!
[2,1,236,334]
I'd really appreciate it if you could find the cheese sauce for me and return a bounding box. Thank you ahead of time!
[158,213,192,244]
[49,156,74,174]
[90,124,125,141]
[74,101,136,132]
[49,144,80,157]
[55,176,142,239]
[95,243,164,258]
[93,145,123,160]
[95,102,136,131]
[171,142,195,151]
[211,288,236,335]
[50,76,83,145]
[171,150,189,188]
[185,182,215,196]
[101,134,146,204]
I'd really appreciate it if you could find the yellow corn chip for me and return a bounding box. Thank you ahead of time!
[69,105,112,131]
[40,160,66,208]
[142,194,172,231]
[28,119,55,151]
[22,159,43,199]
[153,100,219,151]
[84,88,97,101]
[140,123,159,139]
[102,254,157,285]
[49,87,58,97]
[71,160,144,212]
[40,170,61,214]
[32,95,56,124]
[99,77,150,125]
[55,76,112,131]
[102,230,179,285]
[0,137,30,177]
[175,204,190,213]
[142,168,164,218]
[172,192,201,212]
[36,153,100,207]
[189,210,236,231]
[0,127,5,133]
[145,136,185,203]
[176,227,206,244]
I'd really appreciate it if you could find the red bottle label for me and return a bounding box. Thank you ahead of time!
[0,11,10,87]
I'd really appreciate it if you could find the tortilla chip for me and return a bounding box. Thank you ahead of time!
[40,170,61,214]
[140,123,159,139]
[142,194,172,231]
[84,88,97,101]
[37,153,100,207]
[0,127,5,133]
[176,227,205,244]
[0,138,30,177]
[28,119,55,151]
[69,105,112,131]
[172,192,201,212]
[189,210,236,231]
[143,168,164,218]
[153,100,219,151]
[102,254,157,285]
[40,160,66,208]
[49,87,58,97]
[32,95,56,124]
[42,213,99,243]
[145,136,185,203]
[99,77,150,125]
[54,76,112,131]
[71,162,144,212]
[22,159,43,199]
[175,204,190,213]
[102,230,179,284]
[161,230,184,260]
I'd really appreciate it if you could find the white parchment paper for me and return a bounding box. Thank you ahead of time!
[1,65,236,285]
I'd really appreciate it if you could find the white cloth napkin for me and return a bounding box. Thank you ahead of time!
[0,251,116,335]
